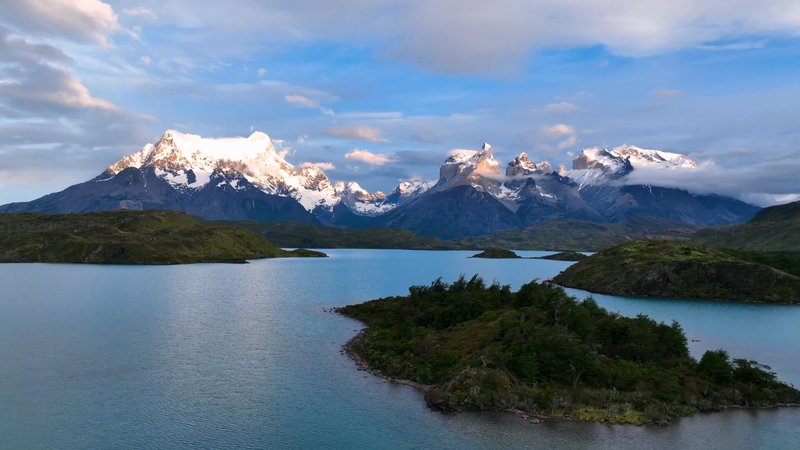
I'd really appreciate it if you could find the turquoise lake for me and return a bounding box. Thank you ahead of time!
[1,249,798,449]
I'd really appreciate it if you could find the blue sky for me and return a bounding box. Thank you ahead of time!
[1,0,799,206]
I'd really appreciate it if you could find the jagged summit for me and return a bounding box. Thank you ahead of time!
[1,135,757,235]
[569,145,697,187]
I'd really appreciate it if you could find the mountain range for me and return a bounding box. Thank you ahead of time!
[0,130,759,238]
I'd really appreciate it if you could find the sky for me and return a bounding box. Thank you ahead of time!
[1,0,799,206]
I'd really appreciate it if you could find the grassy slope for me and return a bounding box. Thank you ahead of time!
[339,277,799,425]
[464,217,697,251]
[0,210,325,264]
[237,221,462,250]
[692,201,800,252]
[554,240,800,303]
[536,251,587,261]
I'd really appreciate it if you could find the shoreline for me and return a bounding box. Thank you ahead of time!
[342,329,549,424]
[339,319,800,426]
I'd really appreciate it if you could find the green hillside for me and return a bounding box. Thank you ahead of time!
[0,210,325,264]
[692,201,800,251]
[237,221,462,249]
[554,240,800,303]
[464,217,696,251]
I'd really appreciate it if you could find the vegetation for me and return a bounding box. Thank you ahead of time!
[237,221,462,250]
[339,277,799,425]
[463,217,696,251]
[0,210,326,264]
[554,240,800,303]
[472,247,520,259]
[536,251,587,261]
[692,201,800,252]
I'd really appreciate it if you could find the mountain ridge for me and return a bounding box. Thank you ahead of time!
[0,130,759,237]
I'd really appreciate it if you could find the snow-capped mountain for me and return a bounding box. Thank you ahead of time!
[569,145,697,187]
[108,130,342,212]
[0,132,758,238]
[0,130,434,224]
[377,142,756,238]
[105,130,432,219]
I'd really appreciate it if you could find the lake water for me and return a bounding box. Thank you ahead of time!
[0,249,798,449]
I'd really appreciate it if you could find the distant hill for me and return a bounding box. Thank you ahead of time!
[463,217,697,251]
[692,201,800,251]
[0,211,325,264]
[554,240,800,303]
[237,221,461,250]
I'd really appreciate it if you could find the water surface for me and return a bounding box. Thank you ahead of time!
[0,249,797,449]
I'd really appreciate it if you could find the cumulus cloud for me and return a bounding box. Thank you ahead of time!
[284,94,334,116]
[3,0,120,45]
[325,125,388,142]
[345,149,393,165]
[540,123,578,150]
[0,28,123,114]
[301,161,335,171]
[127,0,800,74]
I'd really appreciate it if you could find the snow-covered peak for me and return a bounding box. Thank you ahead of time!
[482,142,492,151]
[569,145,697,187]
[393,179,435,197]
[506,152,538,177]
[105,130,354,212]
[445,149,478,165]
[573,145,696,172]
[612,145,697,170]
[343,181,370,196]
[537,160,553,173]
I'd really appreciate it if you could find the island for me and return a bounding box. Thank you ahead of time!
[338,276,800,425]
[471,247,521,258]
[535,251,587,261]
[553,240,799,303]
[0,210,326,264]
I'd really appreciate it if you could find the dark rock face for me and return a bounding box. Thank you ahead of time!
[312,202,379,228]
[0,167,317,224]
[578,185,759,227]
[378,185,521,239]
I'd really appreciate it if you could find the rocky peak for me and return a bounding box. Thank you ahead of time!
[506,152,538,177]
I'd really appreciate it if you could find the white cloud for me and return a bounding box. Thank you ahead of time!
[301,161,335,171]
[284,94,334,116]
[0,29,122,113]
[88,1,793,74]
[542,102,578,113]
[257,67,267,77]
[540,123,576,139]
[140,55,152,65]
[122,7,157,21]
[624,155,800,206]
[3,0,120,45]
[325,125,387,142]
[540,123,578,150]
[345,149,393,165]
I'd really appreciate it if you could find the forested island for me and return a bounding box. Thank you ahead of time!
[554,240,800,303]
[338,277,799,425]
[0,211,325,264]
